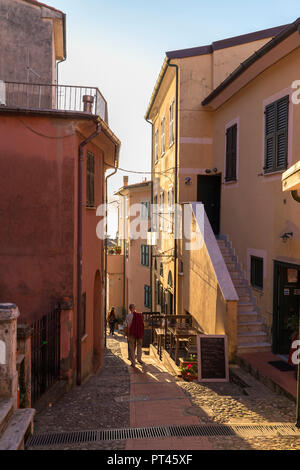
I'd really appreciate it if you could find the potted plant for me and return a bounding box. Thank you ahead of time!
[115,246,121,255]
[179,362,198,382]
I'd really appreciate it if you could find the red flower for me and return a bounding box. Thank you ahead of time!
[187,364,192,369]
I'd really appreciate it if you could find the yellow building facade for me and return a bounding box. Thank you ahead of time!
[146,22,300,359]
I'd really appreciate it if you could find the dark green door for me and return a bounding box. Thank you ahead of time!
[197,175,221,235]
[274,262,300,354]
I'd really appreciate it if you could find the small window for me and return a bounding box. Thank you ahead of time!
[154,129,159,163]
[225,124,237,182]
[159,192,165,231]
[160,263,164,278]
[141,201,150,219]
[144,285,151,308]
[168,271,173,288]
[153,195,158,231]
[251,256,263,290]
[141,245,149,266]
[169,101,175,146]
[86,152,95,207]
[264,95,289,173]
[161,118,165,155]
[81,293,86,339]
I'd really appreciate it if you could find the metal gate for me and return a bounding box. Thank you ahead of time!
[31,305,61,404]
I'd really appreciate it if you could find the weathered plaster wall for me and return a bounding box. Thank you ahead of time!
[0,0,61,84]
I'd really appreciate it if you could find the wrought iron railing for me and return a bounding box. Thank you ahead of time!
[31,305,61,404]
[0,81,108,123]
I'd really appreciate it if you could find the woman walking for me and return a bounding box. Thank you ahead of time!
[107,308,117,336]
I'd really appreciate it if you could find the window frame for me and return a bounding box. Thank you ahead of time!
[141,244,149,267]
[161,118,165,156]
[144,285,151,309]
[154,129,159,163]
[169,101,175,147]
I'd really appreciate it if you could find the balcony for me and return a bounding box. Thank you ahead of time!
[0,81,108,123]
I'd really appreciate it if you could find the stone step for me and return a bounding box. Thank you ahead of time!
[237,342,272,354]
[0,399,14,438]
[0,408,35,451]
[232,278,246,287]
[217,240,227,246]
[225,262,237,271]
[238,331,268,345]
[238,295,252,304]
[235,286,250,296]
[238,311,259,322]
[238,302,257,313]
[238,321,264,333]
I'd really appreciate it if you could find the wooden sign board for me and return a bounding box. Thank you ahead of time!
[197,335,229,382]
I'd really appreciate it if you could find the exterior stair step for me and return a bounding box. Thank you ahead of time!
[0,408,35,450]
[238,311,259,322]
[237,342,272,354]
[238,303,257,313]
[0,398,14,437]
[235,286,250,296]
[238,295,252,303]
[238,321,265,333]
[238,331,267,345]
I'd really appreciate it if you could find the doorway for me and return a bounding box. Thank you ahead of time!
[197,175,221,235]
[273,261,300,354]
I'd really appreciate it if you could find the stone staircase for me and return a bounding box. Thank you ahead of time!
[217,237,271,354]
[0,398,35,450]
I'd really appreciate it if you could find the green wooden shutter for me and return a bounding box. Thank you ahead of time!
[276,96,289,170]
[225,124,237,181]
[265,96,288,173]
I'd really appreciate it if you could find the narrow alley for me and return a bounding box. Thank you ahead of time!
[28,333,300,451]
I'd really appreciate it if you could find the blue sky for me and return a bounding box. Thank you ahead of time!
[50,0,300,235]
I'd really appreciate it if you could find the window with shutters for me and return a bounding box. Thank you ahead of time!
[86,152,95,207]
[161,118,165,155]
[264,95,289,174]
[144,285,151,308]
[250,256,263,290]
[169,101,175,146]
[141,201,150,219]
[154,129,159,163]
[225,124,237,182]
[141,245,149,266]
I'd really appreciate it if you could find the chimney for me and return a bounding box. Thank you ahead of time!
[83,95,95,113]
[123,176,128,187]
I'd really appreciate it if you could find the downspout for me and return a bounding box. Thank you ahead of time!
[77,121,101,386]
[167,59,179,317]
[146,118,154,312]
[104,157,118,349]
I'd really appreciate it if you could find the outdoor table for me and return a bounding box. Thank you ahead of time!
[167,327,197,365]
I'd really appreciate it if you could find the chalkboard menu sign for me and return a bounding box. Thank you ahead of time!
[197,335,229,382]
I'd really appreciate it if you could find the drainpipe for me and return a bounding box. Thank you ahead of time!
[146,118,154,312]
[104,159,118,349]
[167,59,179,317]
[56,13,67,86]
[77,121,101,386]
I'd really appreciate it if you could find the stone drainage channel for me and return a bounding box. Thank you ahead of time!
[26,423,300,448]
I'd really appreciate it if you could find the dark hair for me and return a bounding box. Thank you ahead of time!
[129,304,135,310]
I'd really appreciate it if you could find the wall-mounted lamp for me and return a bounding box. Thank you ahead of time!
[213,168,218,173]
[280,232,294,243]
[205,169,212,174]
[184,177,192,185]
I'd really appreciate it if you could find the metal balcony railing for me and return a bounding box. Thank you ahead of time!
[0,81,108,123]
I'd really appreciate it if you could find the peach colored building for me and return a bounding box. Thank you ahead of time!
[109,178,151,316]
[146,21,300,360]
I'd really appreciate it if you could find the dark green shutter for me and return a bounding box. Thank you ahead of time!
[225,124,237,181]
[265,96,288,173]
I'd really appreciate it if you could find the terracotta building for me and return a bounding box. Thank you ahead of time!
[145,20,300,360]
[0,0,120,400]
[107,178,151,317]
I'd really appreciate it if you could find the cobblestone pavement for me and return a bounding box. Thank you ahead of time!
[32,334,130,450]
[30,334,300,451]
